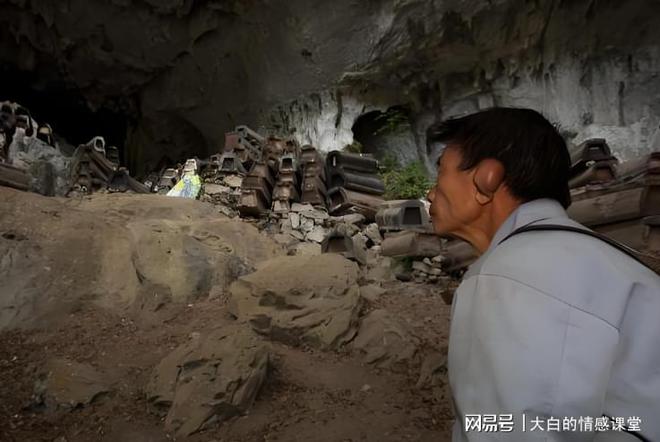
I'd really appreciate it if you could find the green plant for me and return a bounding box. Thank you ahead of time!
[373,108,411,136]
[343,140,363,153]
[380,158,431,200]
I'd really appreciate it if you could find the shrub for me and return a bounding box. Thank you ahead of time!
[380,155,431,200]
[373,108,411,136]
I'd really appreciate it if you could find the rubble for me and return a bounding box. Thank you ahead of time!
[146,325,269,437]
[228,254,362,349]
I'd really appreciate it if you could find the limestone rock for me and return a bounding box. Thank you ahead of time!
[204,183,230,195]
[352,309,419,368]
[228,254,362,349]
[416,351,447,389]
[146,325,269,437]
[360,284,385,303]
[291,203,314,212]
[292,242,322,256]
[300,216,315,233]
[289,212,300,229]
[329,213,366,225]
[305,225,327,243]
[289,230,305,241]
[364,223,383,245]
[34,358,111,410]
[299,208,329,221]
[222,175,243,188]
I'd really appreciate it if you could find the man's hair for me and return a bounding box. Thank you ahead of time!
[427,107,572,208]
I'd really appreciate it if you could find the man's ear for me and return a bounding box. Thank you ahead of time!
[473,158,505,204]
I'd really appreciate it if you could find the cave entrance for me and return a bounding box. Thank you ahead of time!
[351,105,417,165]
[0,64,129,160]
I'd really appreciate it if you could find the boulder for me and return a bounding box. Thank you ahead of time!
[416,351,447,389]
[34,358,111,410]
[228,254,362,349]
[291,242,322,256]
[146,325,269,437]
[360,284,385,303]
[352,309,419,368]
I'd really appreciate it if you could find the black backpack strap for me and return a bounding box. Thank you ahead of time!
[499,223,651,270]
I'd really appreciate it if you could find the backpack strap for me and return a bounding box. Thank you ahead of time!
[499,223,653,271]
[501,225,655,442]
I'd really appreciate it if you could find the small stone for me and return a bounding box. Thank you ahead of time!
[431,255,445,264]
[293,242,322,256]
[301,217,315,233]
[363,223,383,245]
[412,261,431,273]
[291,203,314,212]
[428,267,445,276]
[422,257,432,266]
[360,384,372,392]
[280,218,293,232]
[306,226,327,243]
[289,230,305,240]
[204,184,230,195]
[330,213,365,225]
[289,212,300,229]
[300,208,329,220]
[223,175,243,188]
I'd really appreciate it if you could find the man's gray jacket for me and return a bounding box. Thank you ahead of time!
[449,198,660,441]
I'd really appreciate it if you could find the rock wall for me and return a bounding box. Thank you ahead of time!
[2,0,659,173]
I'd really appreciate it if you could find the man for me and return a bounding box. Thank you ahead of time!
[425,108,660,441]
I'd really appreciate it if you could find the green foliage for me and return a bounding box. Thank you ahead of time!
[373,108,411,136]
[343,140,363,153]
[379,156,432,200]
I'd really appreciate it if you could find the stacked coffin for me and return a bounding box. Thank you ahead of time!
[569,138,618,189]
[71,137,148,194]
[238,161,275,217]
[223,125,264,168]
[326,151,385,221]
[300,145,327,207]
[272,154,301,214]
[568,150,660,259]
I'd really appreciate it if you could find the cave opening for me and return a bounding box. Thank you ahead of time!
[0,64,130,161]
[351,105,418,166]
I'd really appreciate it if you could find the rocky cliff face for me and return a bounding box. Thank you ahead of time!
[2,0,659,174]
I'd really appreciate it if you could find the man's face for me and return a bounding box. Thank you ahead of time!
[427,145,480,236]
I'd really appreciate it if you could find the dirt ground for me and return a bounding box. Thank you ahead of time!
[0,190,455,442]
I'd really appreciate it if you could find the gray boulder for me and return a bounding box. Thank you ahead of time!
[146,325,269,437]
[228,254,362,349]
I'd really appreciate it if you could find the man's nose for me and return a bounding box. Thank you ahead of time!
[426,186,436,203]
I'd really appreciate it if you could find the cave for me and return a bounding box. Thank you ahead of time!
[351,106,419,166]
[0,64,129,157]
[1,2,660,440]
